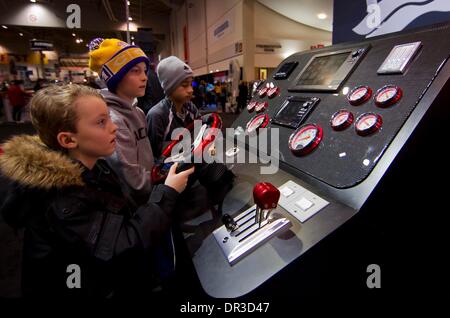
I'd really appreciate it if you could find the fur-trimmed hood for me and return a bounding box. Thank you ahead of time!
[0,135,84,189]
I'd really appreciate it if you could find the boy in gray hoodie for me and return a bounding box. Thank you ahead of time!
[88,38,208,214]
[88,38,157,203]
[88,38,206,293]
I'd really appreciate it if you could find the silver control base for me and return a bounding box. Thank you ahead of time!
[213,205,292,265]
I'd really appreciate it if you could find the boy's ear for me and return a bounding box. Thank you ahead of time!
[56,132,77,150]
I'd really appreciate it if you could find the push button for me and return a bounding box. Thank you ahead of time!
[280,186,294,198]
[295,197,314,211]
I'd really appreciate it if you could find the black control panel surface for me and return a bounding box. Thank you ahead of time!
[233,24,450,189]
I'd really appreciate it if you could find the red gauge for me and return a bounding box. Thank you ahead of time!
[374,85,402,107]
[288,123,323,156]
[247,100,257,112]
[267,86,280,98]
[330,110,354,131]
[355,112,383,136]
[258,86,269,98]
[255,101,268,113]
[246,114,269,134]
[347,85,372,106]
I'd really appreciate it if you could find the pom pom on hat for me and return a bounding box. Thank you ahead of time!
[88,38,149,92]
[88,37,105,52]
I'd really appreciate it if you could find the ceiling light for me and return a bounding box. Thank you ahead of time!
[19,33,23,36]
[2,25,8,29]
[72,33,76,37]
[317,13,327,20]
[127,1,131,5]
[30,0,36,2]
[128,17,133,21]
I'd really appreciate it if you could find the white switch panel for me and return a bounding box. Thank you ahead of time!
[278,180,329,223]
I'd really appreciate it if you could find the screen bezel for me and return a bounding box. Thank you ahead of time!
[288,46,369,92]
[273,61,299,80]
[271,96,319,129]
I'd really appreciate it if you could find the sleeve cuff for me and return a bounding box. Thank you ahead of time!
[148,184,179,204]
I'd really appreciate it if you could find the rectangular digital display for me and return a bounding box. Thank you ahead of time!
[377,41,422,74]
[272,96,320,129]
[274,100,302,124]
[296,52,349,86]
[289,45,369,92]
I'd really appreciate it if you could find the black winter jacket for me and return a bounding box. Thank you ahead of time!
[0,135,179,298]
[146,97,201,158]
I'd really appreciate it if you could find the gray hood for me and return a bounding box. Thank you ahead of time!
[100,89,154,201]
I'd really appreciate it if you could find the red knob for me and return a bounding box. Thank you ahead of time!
[253,182,280,210]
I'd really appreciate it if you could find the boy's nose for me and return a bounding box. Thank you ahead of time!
[111,122,118,133]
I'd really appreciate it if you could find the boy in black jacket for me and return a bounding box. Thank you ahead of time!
[146,56,201,158]
[0,84,193,297]
[147,56,235,208]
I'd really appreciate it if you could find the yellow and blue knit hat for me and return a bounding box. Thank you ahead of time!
[88,38,149,92]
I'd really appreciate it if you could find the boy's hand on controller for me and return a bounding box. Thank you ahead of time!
[164,162,195,193]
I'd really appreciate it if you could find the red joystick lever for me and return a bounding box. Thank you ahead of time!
[253,182,280,228]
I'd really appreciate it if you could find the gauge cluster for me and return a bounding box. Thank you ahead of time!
[233,37,439,189]
[244,80,405,159]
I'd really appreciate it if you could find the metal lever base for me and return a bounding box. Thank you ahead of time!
[213,205,292,265]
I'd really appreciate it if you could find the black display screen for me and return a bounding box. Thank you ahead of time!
[273,61,298,79]
[296,52,349,86]
[272,97,320,129]
[274,100,302,124]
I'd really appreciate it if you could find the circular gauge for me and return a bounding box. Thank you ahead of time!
[347,85,372,106]
[330,110,354,131]
[355,112,383,136]
[267,86,280,99]
[247,100,258,112]
[374,85,402,107]
[258,86,269,98]
[246,114,269,134]
[255,101,268,113]
[288,123,323,156]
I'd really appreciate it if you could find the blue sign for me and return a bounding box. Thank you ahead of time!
[214,20,229,38]
[333,0,450,44]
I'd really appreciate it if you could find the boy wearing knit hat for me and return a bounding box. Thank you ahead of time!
[89,38,168,203]
[89,39,204,294]
[146,56,202,158]
[146,56,235,213]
